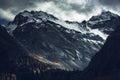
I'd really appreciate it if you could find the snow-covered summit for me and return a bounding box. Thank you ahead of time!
[12,11,58,25]
[89,11,119,22]
[6,10,120,70]
[86,11,120,35]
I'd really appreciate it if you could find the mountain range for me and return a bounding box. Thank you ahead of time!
[6,10,120,70]
[80,18,120,80]
[0,10,120,80]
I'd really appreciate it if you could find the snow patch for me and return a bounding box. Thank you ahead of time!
[88,28,108,40]
[7,24,17,35]
[83,38,103,45]
[52,20,82,32]
[21,12,32,17]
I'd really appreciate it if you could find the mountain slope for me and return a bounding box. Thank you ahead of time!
[6,10,120,70]
[0,25,63,80]
[7,11,118,70]
[86,11,120,34]
[80,20,120,80]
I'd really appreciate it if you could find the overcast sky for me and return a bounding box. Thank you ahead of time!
[0,0,120,22]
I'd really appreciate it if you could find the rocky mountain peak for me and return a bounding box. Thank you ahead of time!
[89,10,120,22]
[12,10,58,25]
[5,10,120,70]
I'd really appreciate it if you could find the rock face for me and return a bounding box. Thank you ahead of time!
[0,10,120,80]
[6,10,120,70]
[81,21,120,80]
[0,25,64,80]
[87,11,120,34]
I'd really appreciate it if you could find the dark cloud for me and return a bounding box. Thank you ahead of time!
[0,0,36,10]
[0,0,120,21]
[98,0,120,12]
[70,3,95,14]
[0,0,95,13]
[0,0,39,20]
[98,0,120,13]
[99,0,120,6]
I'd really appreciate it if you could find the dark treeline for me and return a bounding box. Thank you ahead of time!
[0,69,81,80]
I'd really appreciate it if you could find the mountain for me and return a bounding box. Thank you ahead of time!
[0,25,64,80]
[86,11,120,34]
[6,10,120,70]
[1,10,120,80]
[80,20,120,80]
